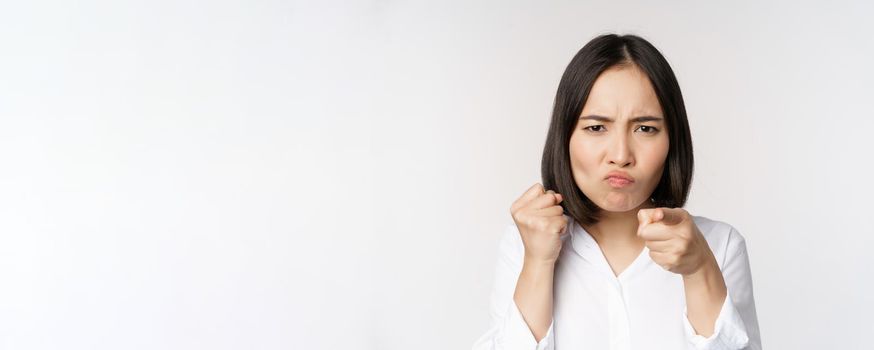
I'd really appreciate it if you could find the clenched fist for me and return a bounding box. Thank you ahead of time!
[510,183,569,265]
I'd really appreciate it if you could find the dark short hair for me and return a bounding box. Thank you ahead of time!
[541,33,694,227]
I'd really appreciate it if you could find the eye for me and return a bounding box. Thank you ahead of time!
[636,125,659,133]
[584,125,605,133]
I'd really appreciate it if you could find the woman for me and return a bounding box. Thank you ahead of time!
[472,34,761,350]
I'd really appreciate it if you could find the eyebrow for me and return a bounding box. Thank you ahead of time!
[579,115,663,123]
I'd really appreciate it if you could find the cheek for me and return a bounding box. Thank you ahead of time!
[568,137,602,184]
[640,138,670,177]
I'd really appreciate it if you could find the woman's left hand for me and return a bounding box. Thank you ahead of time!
[637,207,715,276]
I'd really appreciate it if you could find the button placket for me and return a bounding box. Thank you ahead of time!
[606,280,631,350]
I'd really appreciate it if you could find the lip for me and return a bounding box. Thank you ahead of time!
[605,171,635,188]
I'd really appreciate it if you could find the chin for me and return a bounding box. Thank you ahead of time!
[596,193,647,213]
[598,204,639,213]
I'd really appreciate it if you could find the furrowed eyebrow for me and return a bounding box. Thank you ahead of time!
[579,115,663,123]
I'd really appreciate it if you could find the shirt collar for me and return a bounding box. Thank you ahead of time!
[567,214,652,282]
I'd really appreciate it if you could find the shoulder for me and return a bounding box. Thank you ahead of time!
[690,214,749,268]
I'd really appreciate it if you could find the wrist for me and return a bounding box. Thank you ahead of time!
[523,256,557,270]
[682,253,724,291]
[683,235,718,277]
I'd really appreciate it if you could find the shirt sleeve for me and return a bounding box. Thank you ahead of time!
[682,225,762,350]
[471,223,555,350]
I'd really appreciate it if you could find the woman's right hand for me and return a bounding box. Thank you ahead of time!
[510,183,569,265]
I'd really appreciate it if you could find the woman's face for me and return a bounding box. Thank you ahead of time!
[569,64,670,213]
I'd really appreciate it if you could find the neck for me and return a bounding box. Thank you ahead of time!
[583,200,656,246]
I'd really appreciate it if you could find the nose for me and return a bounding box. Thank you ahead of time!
[607,131,633,167]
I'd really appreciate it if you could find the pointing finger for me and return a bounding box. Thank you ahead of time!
[652,208,686,226]
[638,223,673,241]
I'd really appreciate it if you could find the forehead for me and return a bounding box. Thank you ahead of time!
[581,65,663,117]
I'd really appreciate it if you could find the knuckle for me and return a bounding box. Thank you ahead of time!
[525,217,539,230]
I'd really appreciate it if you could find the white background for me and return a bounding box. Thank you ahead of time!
[1,1,872,349]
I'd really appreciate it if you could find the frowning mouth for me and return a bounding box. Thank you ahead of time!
[606,177,633,188]
[604,171,635,188]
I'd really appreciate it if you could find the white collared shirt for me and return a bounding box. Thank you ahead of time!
[472,214,761,350]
